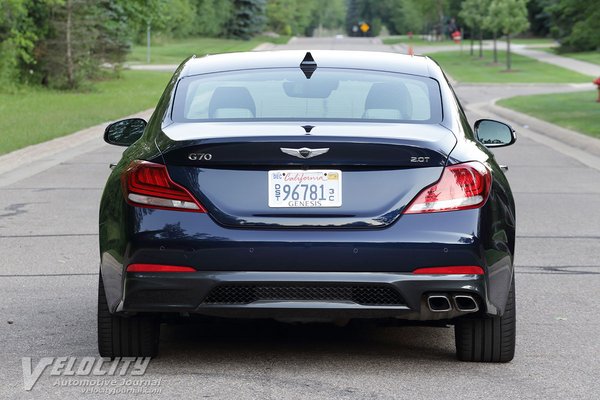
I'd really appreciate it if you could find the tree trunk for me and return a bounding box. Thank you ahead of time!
[479,30,483,58]
[65,0,74,88]
[506,34,511,71]
[470,34,473,56]
[146,22,151,64]
[493,31,498,63]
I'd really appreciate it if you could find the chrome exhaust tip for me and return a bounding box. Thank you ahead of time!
[427,295,452,312]
[453,295,479,312]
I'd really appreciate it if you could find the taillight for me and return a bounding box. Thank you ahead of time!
[127,264,196,273]
[404,161,491,214]
[122,160,206,212]
[412,266,484,275]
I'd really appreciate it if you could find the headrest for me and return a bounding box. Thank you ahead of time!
[364,82,412,119]
[209,87,256,118]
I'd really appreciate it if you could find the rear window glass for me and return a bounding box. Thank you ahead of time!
[172,68,442,123]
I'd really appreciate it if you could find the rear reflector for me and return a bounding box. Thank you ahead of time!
[123,160,206,212]
[413,266,484,275]
[126,264,196,273]
[404,161,491,214]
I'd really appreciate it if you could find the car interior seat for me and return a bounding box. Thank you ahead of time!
[208,87,257,119]
[363,82,413,120]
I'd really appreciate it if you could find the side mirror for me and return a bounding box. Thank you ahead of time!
[104,118,147,146]
[474,119,516,148]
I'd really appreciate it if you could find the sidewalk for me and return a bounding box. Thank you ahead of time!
[128,40,284,73]
[510,46,600,77]
[399,40,600,78]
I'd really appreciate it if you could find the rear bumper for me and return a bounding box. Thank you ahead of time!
[100,207,514,320]
[119,270,488,321]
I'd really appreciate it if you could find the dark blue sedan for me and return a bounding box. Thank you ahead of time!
[98,50,517,362]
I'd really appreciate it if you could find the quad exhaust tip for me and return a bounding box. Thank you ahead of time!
[426,294,479,313]
[453,295,479,312]
[427,295,452,312]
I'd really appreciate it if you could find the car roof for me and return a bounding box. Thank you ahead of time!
[180,50,435,78]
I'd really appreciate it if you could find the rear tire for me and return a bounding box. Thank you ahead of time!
[454,277,516,363]
[97,274,160,357]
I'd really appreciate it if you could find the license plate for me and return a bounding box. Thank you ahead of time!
[268,170,342,208]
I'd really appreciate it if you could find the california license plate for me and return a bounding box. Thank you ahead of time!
[268,170,342,208]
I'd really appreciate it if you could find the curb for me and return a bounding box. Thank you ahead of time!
[456,82,595,88]
[0,109,154,187]
[467,101,600,172]
[129,64,177,72]
[490,103,600,158]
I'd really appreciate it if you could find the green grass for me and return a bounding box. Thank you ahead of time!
[498,91,600,138]
[382,35,456,46]
[0,35,291,155]
[127,35,290,64]
[428,50,590,83]
[0,70,171,155]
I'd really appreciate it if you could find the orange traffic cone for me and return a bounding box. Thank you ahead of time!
[408,46,414,56]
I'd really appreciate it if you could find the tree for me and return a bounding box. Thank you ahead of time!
[345,0,389,37]
[483,5,499,63]
[118,0,172,44]
[266,0,321,36]
[227,0,266,40]
[266,0,294,35]
[527,0,552,38]
[39,0,100,89]
[93,0,131,68]
[546,0,600,52]
[312,0,346,35]
[459,0,488,57]
[192,0,234,37]
[38,0,136,88]
[294,0,319,36]
[487,0,529,71]
[347,0,460,40]
[385,0,425,35]
[163,0,197,38]
[0,0,59,90]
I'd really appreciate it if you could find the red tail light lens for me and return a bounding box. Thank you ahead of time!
[123,160,206,212]
[413,266,484,275]
[127,264,196,273]
[404,161,491,214]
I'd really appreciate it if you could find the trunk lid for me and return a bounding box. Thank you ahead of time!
[158,122,456,228]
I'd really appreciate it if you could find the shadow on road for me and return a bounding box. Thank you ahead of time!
[157,318,456,362]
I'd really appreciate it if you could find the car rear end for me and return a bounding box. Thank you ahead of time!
[98,51,515,361]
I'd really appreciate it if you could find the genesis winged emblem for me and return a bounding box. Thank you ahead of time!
[280,147,329,159]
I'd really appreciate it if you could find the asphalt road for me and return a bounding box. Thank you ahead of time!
[1,37,599,399]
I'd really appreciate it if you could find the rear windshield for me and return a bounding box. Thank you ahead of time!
[172,68,442,123]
